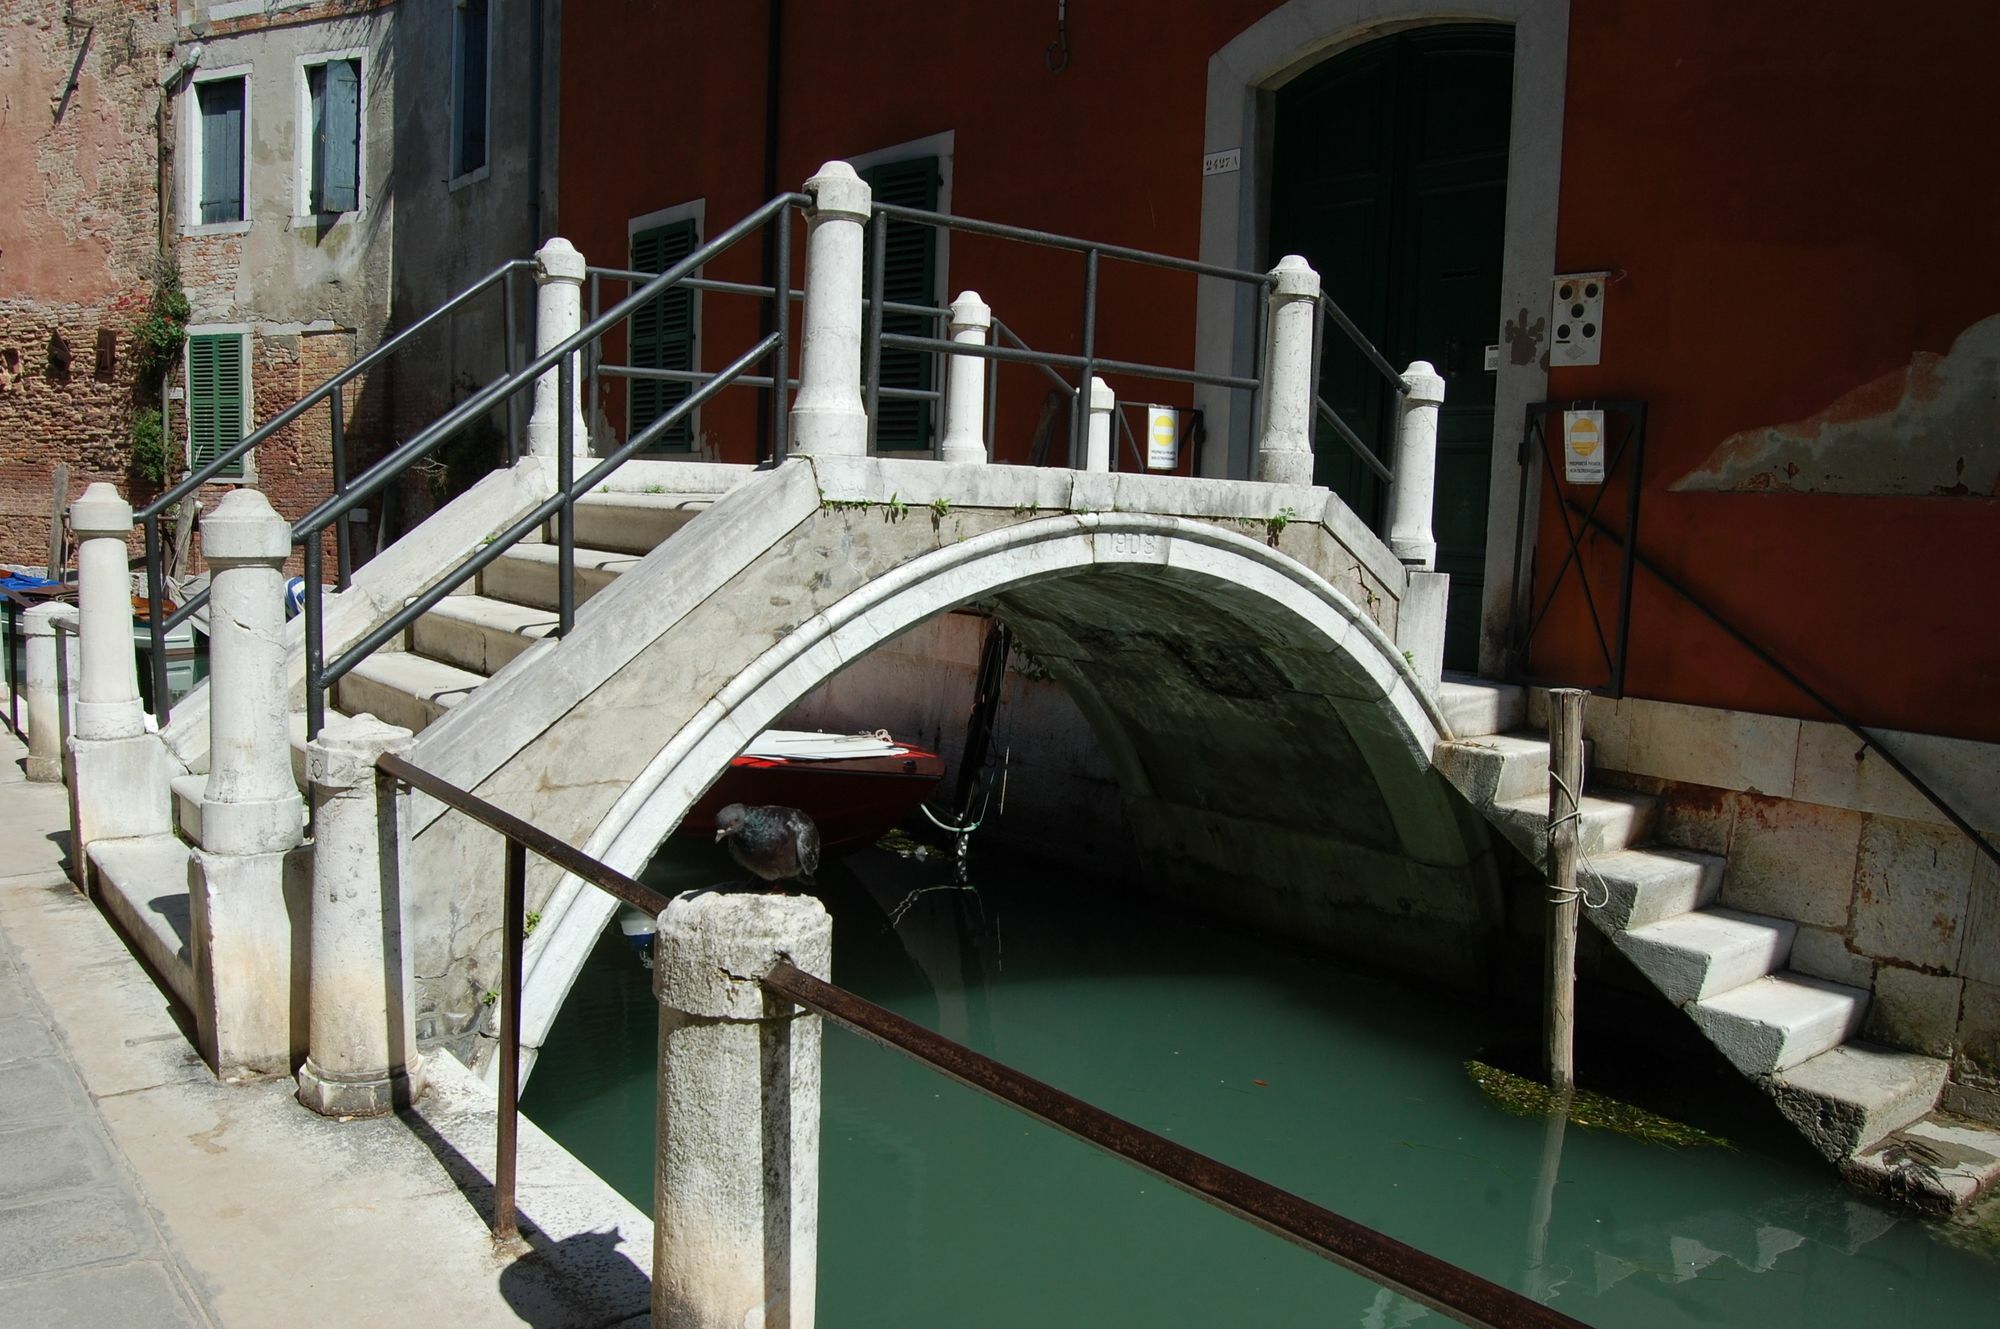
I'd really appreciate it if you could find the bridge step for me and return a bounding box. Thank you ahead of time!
[1690,972,1869,1074]
[1614,906,1796,1004]
[1844,1110,2000,1213]
[411,594,559,676]
[1433,730,1594,807]
[1487,788,1657,866]
[336,652,485,736]
[1438,673,1525,738]
[479,543,641,612]
[1583,846,1726,931]
[1769,1042,1950,1159]
[86,833,196,1013]
[536,490,719,555]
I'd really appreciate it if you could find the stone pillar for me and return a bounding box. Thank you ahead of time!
[527,237,589,458]
[200,489,304,857]
[1395,569,1451,699]
[68,483,169,846]
[1084,376,1115,474]
[789,161,872,458]
[23,602,78,782]
[654,891,833,1329]
[299,713,423,1116]
[1385,361,1446,569]
[188,489,309,1079]
[938,291,992,465]
[1254,254,1321,487]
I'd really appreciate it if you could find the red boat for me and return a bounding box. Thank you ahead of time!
[680,729,945,855]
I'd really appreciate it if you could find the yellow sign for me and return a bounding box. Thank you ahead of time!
[1146,406,1178,471]
[1563,409,1605,484]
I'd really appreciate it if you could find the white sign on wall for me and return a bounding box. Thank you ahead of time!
[1563,409,1606,484]
[1146,406,1179,470]
[1202,149,1241,176]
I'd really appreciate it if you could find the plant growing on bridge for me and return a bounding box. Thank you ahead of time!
[1264,505,1297,545]
[930,496,951,529]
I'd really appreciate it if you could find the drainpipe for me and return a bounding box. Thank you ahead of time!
[754,0,784,461]
[528,0,545,246]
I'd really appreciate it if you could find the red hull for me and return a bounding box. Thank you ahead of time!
[681,746,945,855]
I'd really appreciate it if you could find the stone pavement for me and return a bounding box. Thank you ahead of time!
[0,730,654,1327]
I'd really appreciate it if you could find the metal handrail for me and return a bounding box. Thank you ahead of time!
[371,740,1584,1325]
[294,191,809,737]
[374,749,665,1241]
[139,257,537,724]
[1313,292,1407,490]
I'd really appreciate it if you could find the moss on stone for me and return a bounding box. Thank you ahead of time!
[1466,1060,1736,1150]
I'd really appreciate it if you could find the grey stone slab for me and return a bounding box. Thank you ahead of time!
[1,1259,204,1329]
[0,1014,59,1067]
[0,1121,114,1203]
[0,972,34,1018]
[0,1189,150,1280]
[0,1057,85,1125]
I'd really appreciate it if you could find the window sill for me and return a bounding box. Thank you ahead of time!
[447,164,490,193]
[290,210,360,230]
[184,220,253,238]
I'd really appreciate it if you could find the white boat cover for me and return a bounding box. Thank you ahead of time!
[740,728,910,762]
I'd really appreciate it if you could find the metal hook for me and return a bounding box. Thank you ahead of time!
[1045,0,1070,73]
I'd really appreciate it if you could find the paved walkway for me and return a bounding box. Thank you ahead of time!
[0,730,652,1327]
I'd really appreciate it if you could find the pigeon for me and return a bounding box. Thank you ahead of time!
[714,803,821,890]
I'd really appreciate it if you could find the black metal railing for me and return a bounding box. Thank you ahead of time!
[137,258,538,725]
[378,750,1585,1326]
[1511,399,1998,871]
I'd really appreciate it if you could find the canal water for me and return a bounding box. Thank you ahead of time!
[521,839,1999,1327]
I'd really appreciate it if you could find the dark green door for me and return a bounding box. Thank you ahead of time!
[1270,24,1513,672]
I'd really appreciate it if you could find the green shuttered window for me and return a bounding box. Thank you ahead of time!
[308,59,361,214]
[454,0,489,177]
[187,334,247,479]
[630,219,698,451]
[860,156,940,452]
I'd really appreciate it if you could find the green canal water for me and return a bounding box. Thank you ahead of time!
[521,841,2000,1327]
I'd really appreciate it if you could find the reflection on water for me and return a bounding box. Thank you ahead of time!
[522,841,2000,1327]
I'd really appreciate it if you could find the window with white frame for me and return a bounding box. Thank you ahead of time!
[303,55,362,214]
[192,73,249,225]
[452,0,490,180]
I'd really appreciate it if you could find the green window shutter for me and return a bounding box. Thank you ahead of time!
[859,156,940,451]
[630,219,698,451]
[455,0,489,176]
[187,334,246,479]
[310,60,360,213]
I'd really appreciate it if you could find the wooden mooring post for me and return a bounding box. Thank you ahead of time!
[1544,688,1588,1095]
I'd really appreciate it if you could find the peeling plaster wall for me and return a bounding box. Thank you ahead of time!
[0,1,177,564]
[1536,1,2000,743]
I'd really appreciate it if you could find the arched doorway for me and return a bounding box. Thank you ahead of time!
[1269,24,1515,672]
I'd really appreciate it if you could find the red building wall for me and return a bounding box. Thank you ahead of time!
[560,1,1999,741]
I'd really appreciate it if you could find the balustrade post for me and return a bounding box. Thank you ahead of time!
[1386,361,1446,569]
[189,487,310,1078]
[23,602,78,782]
[1084,376,1115,474]
[938,290,992,465]
[527,237,589,459]
[654,891,832,1329]
[69,483,170,848]
[298,713,423,1116]
[789,161,871,458]
[1254,255,1321,487]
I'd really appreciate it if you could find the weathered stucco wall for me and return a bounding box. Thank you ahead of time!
[0,1,176,565]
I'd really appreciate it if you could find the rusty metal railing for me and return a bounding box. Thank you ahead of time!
[372,750,667,1240]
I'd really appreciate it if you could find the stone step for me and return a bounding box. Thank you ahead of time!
[168,772,309,849]
[478,543,640,612]
[1438,673,1525,738]
[1487,788,1658,868]
[537,490,718,556]
[1690,972,1869,1075]
[1615,906,1797,1004]
[335,652,485,736]
[1584,846,1726,931]
[1434,732,1556,808]
[85,833,197,1013]
[410,594,559,677]
[1842,1111,2000,1213]
[1767,1042,1949,1160]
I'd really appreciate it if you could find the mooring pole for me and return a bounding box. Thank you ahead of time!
[1544,687,1588,1095]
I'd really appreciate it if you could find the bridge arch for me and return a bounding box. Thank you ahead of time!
[511,509,1493,1078]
